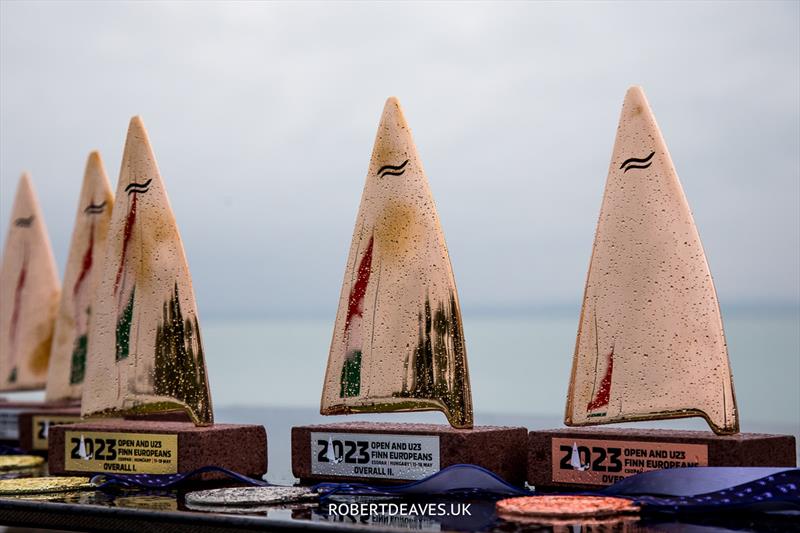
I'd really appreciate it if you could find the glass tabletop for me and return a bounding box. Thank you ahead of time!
[1,464,797,532]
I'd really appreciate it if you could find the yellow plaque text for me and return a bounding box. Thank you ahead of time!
[64,431,178,474]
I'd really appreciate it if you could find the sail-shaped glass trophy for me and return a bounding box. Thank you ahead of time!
[0,173,61,447]
[291,98,527,485]
[528,87,796,489]
[16,152,114,452]
[49,117,267,478]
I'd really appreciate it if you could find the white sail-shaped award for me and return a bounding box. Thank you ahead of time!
[320,97,472,429]
[0,173,61,391]
[45,152,114,403]
[47,117,265,479]
[81,117,213,425]
[565,86,738,435]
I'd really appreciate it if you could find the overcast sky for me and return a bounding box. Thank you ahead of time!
[1,1,798,318]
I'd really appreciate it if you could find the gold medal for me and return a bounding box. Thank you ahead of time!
[0,455,44,471]
[0,476,93,495]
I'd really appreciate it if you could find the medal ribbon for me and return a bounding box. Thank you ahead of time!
[92,463,800,512]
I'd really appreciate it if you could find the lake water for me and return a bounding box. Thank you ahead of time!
[200,309,799,483]
[5,308,798,484]
[201,310,799,427]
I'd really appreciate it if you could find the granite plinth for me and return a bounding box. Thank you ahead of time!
[14,407,192,453]
[528,427,797,489]
[18,406,82,453]
[49,419,267,478]
[0,400,76,447]
[292,422,527,485]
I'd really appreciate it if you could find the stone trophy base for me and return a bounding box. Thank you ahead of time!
[15,406,193,454]
[528,427,797,490]
[292,422,528,485]
[18,406,82,453]
[0,400,78,448]
[49,419,267,479]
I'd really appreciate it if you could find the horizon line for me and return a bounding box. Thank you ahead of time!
[199,300,800,321]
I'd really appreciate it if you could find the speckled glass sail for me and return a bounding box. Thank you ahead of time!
[0,173,61,391]
[81,117,213,425]
[45,152,114,403]
[565,86,739,435]
[320,97,473,429]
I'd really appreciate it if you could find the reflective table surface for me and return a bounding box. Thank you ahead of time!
[1,465,797,532]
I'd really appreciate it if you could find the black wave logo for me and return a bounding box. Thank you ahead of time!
[376,159,409,178]
[14,215,34,227]
[620,151,655,173]
[125,178,153,195]
[84,200,107,214]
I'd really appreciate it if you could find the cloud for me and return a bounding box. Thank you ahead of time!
[1,1,798,316]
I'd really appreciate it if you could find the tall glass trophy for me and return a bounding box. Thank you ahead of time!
[528,86,796,489]
[49,117,267,478]
[17,152,114,452]
[0,173,61,447]
[292,97,527,485]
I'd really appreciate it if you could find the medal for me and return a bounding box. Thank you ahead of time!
[186,486,317,507]
[0,476,93,495]
[0,455,44,471]
[496,495,639,519]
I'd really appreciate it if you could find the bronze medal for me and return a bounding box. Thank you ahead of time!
[496,495,639,519]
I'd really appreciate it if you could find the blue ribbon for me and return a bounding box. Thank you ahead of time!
[92,463,525,497]
[92,465,268,489]
[607,467,800,513]
[0,444,26,456]
[312,464,531,500]
[604,466,795,497]
[92,464,800,513]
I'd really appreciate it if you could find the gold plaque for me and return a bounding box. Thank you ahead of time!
[320,97,472,429]
[0,173,60,391]
[81,117,213,426]
[31,414,84,451]
[565,86,738,435]
[63,430,178,474]
[46,152,114,403]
